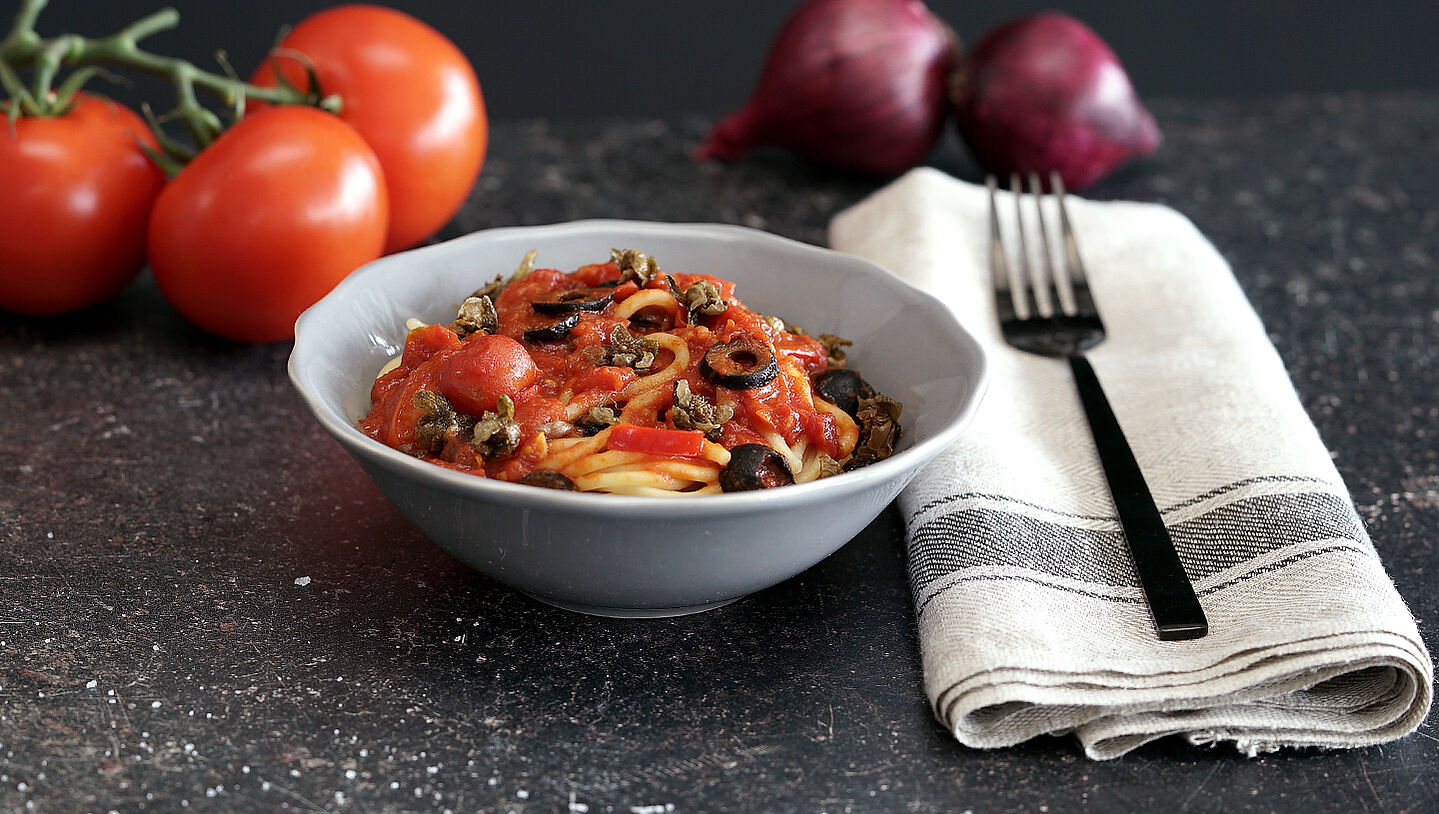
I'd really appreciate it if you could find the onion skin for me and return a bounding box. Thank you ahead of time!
[697,0,958,177]
[951,12,1160,190]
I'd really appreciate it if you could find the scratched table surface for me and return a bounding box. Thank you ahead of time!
[2,92,1436,813]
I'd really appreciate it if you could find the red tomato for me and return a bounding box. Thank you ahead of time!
[147,106,388,343]
[402,323,463,365]
[371,324,461,404]
[571,365,637,395]
[0,95,165,315]
[509,389,567,430]
[250,4,488,254]
[438,334,538,415]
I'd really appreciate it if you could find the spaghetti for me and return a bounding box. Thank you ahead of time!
[359,249,902,495]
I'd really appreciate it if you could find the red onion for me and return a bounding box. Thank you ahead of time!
[950,12,1160,190]
[696,0,958,177]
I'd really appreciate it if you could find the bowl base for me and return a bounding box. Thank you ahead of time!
[523,592,741,618]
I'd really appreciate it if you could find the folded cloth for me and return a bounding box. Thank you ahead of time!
[828,168,1433,760]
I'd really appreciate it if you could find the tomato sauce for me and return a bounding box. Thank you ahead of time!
[360,259,848,481]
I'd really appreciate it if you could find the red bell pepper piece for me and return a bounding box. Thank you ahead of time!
[607,424,706,457]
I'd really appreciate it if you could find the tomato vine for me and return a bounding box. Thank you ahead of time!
[0,0,339,163]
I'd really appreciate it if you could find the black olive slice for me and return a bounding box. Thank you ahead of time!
[812,369,875,417]
[575,406,619,437]
[519,470,579,490]
[701,336,779,390]
[627,305,676,332]
[841,455,877,472]
[720,444,794,492]
[531,288,614,315]
[574,417,607,437]
[523,311,580,342]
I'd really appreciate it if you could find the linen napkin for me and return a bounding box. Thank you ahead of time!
[828,168,1433,760]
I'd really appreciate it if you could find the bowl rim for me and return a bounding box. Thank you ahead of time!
[288,219,989,517]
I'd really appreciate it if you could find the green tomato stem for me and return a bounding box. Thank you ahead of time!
[0,55,40,123]
[0,1,340,149]
[4,0,46,50]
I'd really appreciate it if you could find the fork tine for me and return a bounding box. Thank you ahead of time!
[988,175,1026,321]
[1028,172,1068,317]
[1052,172,1098,318]
[1008,174,1044,319]
[1012,173,1060,318]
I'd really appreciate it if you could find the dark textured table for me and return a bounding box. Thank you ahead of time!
[3,92,1436,813]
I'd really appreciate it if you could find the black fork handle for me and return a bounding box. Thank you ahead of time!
[1068,355,1209,640]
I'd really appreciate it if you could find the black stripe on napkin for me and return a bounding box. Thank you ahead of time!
[907,486,1371,599]
[913,542,1371,618]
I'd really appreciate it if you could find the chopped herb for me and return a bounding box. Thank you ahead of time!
[845,393,903,470]
[471,395,522,458]
[452,295,499,337]
[816,333,852,368]
[612,248,661,286]
[669,379,734,440]
[683,280,728,324]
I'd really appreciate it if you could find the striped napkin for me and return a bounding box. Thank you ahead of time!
[828,168,1432,759]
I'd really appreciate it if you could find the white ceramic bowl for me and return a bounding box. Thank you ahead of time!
[289,220,987,617]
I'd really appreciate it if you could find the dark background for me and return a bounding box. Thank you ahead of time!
[6,4,1439,813]
[41,0,1439,118]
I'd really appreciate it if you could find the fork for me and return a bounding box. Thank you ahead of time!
[988,172,1208,641]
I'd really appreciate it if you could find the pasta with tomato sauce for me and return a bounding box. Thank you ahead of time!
[360,249,902,495]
